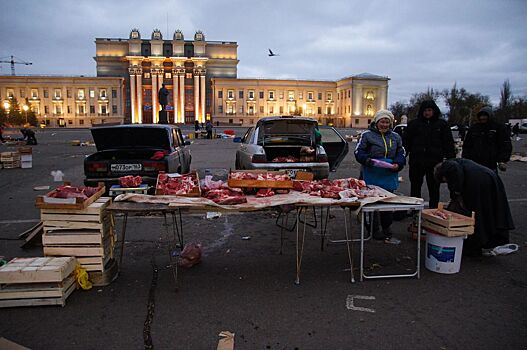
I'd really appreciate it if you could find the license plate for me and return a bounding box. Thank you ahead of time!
[111,164,142,172]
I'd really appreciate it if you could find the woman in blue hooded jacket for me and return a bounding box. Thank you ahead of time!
[355,110,406,242]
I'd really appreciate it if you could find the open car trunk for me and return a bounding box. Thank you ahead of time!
[264,146,316,163]
[319,126,349,171]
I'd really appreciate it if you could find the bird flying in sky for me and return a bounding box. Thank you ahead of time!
[268,49,279,57]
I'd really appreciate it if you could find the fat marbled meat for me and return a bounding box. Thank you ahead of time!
[47,185,100,200]
[156,173,199,195]
[119,175,142,188]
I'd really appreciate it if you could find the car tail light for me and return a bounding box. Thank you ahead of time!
[143,161,167,172]
[316,153,328,162]
[86,162,108,173]
[251,154,267,163]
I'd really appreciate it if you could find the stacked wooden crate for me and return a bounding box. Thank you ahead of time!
[0,257,77,307]
[1,151,21,169]
[40,197,116,275]
[18,146,32,168]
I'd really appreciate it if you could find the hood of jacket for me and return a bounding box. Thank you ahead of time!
[417,100,441,121]
[476,106,495,121]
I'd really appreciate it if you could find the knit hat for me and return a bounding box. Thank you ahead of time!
[373,109,394,126]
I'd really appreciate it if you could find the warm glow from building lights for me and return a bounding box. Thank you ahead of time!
[22,105,29,111]
[3,102,10,110]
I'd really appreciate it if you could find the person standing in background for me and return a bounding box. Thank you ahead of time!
[403,100,456,208]
[462,106,512,173]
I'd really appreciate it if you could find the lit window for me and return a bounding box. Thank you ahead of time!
[144,72,151,79]
[78,89,85,99]
[7,89,14,98]
[227,90,234,99]
[288,91,294,100]
[100,89,107,99]
[31,89,38,99]
[165,72,172,79]
[89,90,95,98]
[54,89,62,99]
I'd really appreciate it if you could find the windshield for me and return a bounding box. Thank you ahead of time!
[257,120,316,145]
[92,127,171,151]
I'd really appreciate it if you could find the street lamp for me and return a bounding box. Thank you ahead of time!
[3,101,10,123]
[22,105,29,125]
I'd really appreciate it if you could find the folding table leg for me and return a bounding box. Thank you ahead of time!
[360,210,365,282]
[119,213,128,270]
[343,208,355,283]
[319,206,330,251]
[295,208,307,285]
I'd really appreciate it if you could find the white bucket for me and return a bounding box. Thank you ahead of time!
[425,231,464,274]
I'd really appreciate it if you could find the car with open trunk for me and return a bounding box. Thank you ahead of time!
[233,116,348,179]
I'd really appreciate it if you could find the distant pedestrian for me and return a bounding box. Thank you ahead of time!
[458,124,467,140]
[512,122,520,138]
[194,120,200,138]
[205,120,213,139]
[462,106,512,172]
[0,124,5,143]
[403,100,456,208]
[20,128,37,145]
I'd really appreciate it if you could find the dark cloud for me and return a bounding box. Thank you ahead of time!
[1,0,526,105]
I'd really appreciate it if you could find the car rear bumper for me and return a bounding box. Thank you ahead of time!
[84,176,159,189]
[244,162,329,179]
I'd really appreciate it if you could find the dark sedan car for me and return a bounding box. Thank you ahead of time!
[84,124,192,188]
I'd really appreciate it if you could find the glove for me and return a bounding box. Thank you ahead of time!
[365,158,374,167]
[498,162,507,171]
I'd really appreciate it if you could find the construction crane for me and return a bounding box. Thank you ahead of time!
[0,55,32,76]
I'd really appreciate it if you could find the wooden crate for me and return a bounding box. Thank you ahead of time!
[228,170,294,189]
[155,171,201,196]
[1,152,20,162]
[35,184,105,210]
[2,161,21,169]
[0,257,77,284]
[0,273,76,308]
[41,197,116,272]
[422,203,475,237]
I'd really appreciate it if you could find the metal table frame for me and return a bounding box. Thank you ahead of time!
[359,202,424,281]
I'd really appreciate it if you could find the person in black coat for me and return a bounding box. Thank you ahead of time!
[462,106,512,172]
[434,158,514,256]
[403,100,456,208]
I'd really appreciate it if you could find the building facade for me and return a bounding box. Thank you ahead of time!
[1,29,389,129]
[212,74,388,128]
[0,75,125,127]
[95,29,389,128]
[95,29,238,125]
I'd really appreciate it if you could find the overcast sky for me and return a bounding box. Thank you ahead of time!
[1,0,526,106]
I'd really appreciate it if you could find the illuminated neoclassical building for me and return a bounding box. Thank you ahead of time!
[95,29,389,128]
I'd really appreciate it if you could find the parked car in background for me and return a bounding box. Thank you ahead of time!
[519,119,527,133]
[233,116,348,179]
[84,124,192,189]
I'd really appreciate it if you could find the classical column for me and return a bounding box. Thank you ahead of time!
[200,72,206,123]
[172,69,178,123]
[128,70,137,123]
[179,72,185,123]
[194,70,200,122]
[157,71,164,123]
[152,72,158,123]
[136,70,143,124]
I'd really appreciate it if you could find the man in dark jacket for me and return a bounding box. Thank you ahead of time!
[462,106,512,172]
[403,100,456,208]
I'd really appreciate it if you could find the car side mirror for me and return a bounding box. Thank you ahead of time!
[184,140,191,146]
[233,137,242,143]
